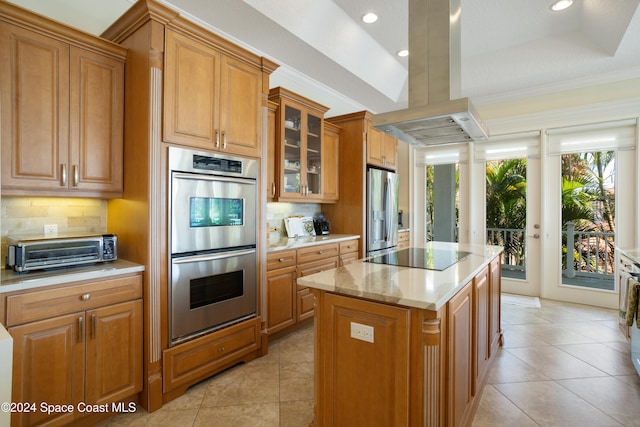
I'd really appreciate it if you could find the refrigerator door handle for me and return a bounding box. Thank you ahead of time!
[383,178,389,241]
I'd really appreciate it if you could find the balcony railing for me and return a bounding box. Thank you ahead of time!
[486,223,614,290]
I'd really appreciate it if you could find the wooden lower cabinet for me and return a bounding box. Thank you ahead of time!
[311,254,502,427]
[162,318,260,399]
[448,282,474,427]
[265,239,359,336]
[397,230,410,249]
[316,293,410,426]
[9,313,84,427]
[5,274,143,427]
[266,264,297,333]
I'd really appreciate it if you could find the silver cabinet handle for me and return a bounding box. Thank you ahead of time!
[72,164,79,187]
[78,317,84,343]
[215,129,220,148]
[222,131,227,149]
[60,164,67,187]
[81,293,91,301]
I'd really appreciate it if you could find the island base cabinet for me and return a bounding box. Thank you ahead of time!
[309,253,502,427]
[314,292,410,427]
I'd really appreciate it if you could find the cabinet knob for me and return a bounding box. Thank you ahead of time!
[81,293,91,301]
[279,258,285,262]
[318,250,324,254]
[218,347,225,353]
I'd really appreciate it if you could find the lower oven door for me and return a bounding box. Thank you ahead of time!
[170,247,257,345]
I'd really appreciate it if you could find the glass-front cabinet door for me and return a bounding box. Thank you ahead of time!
[270,87,328,202]
[283,104,302,196]
[306,113,322,196]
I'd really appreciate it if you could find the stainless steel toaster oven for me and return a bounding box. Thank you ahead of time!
[6,234,118,272]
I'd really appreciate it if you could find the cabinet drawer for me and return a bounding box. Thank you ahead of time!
[297,257,339,279]
[398,231,409,243]
[5,274,143,326]
[163,318,260,393]
[339,240,359,255]
[297,243,339,264]
[267,249,297,271]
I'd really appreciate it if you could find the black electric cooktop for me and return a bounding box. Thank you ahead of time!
[366,248,471,271]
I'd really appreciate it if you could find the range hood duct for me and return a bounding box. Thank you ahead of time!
[373,0,489,146]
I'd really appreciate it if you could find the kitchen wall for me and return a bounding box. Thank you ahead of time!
[0,197,108,267]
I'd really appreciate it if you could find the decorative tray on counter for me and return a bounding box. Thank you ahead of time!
[284,216,315,238]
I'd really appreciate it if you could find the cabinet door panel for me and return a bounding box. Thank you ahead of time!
[448,283,473,427]
[86,300,143,405]
[266,266,297,333]
[69,46,123,193]
[219,56,261,157]
[164,29,219,146]
[9,313,84,427]
[1,22,69,190]
[319,293,410,426]
[473,267,490,393]
[321,123,339,202]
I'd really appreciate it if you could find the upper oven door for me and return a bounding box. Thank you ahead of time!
[171,172,257,254]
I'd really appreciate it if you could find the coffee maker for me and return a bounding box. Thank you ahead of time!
[313,212,330,235]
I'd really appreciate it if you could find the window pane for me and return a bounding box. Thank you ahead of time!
[560,151,615,291]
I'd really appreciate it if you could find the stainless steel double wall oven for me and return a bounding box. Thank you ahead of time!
[169,146,258,345]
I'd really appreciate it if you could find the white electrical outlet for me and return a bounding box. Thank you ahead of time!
[44,224,58,237]
[350,322,374,343]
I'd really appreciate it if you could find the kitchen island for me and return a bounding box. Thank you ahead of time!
[297,241,503,427]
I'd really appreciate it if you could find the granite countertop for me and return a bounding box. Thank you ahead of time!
[267,234,360,252]
[297,241,503,311]
[0,259,145,293]
[618,247,640,265]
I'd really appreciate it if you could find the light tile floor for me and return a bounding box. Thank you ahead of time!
[100,298,640,427]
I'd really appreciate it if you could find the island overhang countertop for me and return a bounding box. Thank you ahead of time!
[297,241,503,311]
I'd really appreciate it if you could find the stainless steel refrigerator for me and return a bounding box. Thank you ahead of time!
[367,167,399,255]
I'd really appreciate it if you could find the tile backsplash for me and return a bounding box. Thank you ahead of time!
[266,202,322,238]
[1,197,108,267]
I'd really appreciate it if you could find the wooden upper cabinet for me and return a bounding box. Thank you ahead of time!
[70,47,124,194]
[367,127,397,171]
[268,87,338,203]
[322,122,340,203]
[164,29,262,157]
[0,15,125,198]
[0,22,70,192]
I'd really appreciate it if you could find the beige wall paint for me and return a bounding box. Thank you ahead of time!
[478,77,640,122]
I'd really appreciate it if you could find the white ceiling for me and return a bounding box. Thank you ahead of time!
[7,0,640,117]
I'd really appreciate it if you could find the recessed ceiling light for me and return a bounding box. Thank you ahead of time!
[362,12,378,24]
[550,0,573,11]
[397,49,409,57]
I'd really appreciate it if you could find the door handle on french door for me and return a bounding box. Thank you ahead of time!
[529,224,540,238]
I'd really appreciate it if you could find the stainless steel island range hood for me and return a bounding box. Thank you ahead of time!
[373,0,489,146]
